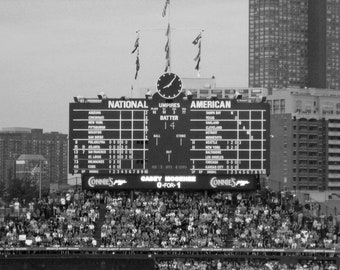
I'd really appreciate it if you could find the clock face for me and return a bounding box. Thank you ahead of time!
[156,72,182,99]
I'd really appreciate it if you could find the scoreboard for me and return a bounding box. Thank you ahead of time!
[69,95,270,179]
[69,99,148,175]
[189,100,269,174]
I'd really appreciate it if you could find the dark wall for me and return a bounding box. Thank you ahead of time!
[0,257,155,270]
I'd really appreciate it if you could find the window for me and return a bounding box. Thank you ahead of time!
[296,100,302,112]
[321,102,334,115]
[336,103,340,115]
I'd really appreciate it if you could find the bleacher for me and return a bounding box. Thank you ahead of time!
[1,189,340,269]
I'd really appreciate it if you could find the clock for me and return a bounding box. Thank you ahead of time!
[156,72,182,99]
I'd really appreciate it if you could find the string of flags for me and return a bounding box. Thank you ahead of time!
[131,34,140,80]
[193,32,202,76]
[131,0,204,79]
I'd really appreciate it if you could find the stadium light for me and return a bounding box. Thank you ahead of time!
[235,91,242,100]
[73,96,87,103]
[183,90,193,100]
[209,94,218,100]
[97,91,108,100]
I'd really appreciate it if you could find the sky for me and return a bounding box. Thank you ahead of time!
[0,0,248,134]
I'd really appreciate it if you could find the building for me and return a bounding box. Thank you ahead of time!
[0,128,68,189]
[181,77,268,101]
[267,87,340,200]
[249,0,340,90]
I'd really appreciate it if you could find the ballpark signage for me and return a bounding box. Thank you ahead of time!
[82,174,256,190]
[70,97,270,178]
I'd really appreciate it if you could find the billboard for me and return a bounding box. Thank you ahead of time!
[69,96,270,180]
[82,174,257,190]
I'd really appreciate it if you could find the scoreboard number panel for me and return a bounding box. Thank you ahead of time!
[69,100,149,175]
[69,98,270,176]
[147,96,191,173]
[189,99,270,175]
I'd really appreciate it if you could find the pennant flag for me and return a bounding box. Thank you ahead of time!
[131,36,139,54]
[164,59,170,72]
[135,53,140,80]
[165,23,170,37]
[164,23,170,72]
[165,49,170,61]
[165,41,170,72]
[132,33,140,80]
[192,33,202,45]
[194,40,201,62]
[162,0,170,17]
[195,57,201,71]
[194,40,201,61]
[164,39,169,52]
[193,32,202,73]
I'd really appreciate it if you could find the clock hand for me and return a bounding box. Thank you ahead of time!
[163,77,176,89]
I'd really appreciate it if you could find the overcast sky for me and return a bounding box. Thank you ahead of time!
[0,0,248,134]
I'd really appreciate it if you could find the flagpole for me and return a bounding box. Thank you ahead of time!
[168,0,171,72]
[39,160,42,200]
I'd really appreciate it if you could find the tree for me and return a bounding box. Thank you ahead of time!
[6,176,39,203]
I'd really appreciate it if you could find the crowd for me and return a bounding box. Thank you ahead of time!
[155,259,337,270]
[99,189,340,249]
[0,190,100,248]
[99,190,233,248]
[232,190,340,249]
[1,188,340,251]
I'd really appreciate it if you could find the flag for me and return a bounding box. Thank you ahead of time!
[135,53,140,80]
[194,40,201,61]
[164,59,170,72]
[164,39,169,52]
[165,23,170,37]
[165,23,170,72]
[131,36,139,54]
[193,33,202,72]
[194,40,201,63]
[30,163,41,176]
[132,34,140,80]
[192,33,202,45]
[162,0,169,17]
[195,57,200,71]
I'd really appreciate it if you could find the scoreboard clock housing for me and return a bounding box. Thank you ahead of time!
[156,72,183,99]
[69,97,270,180]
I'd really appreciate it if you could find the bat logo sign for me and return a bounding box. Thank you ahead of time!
[234,180,250,187]
[113,179,127,186]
